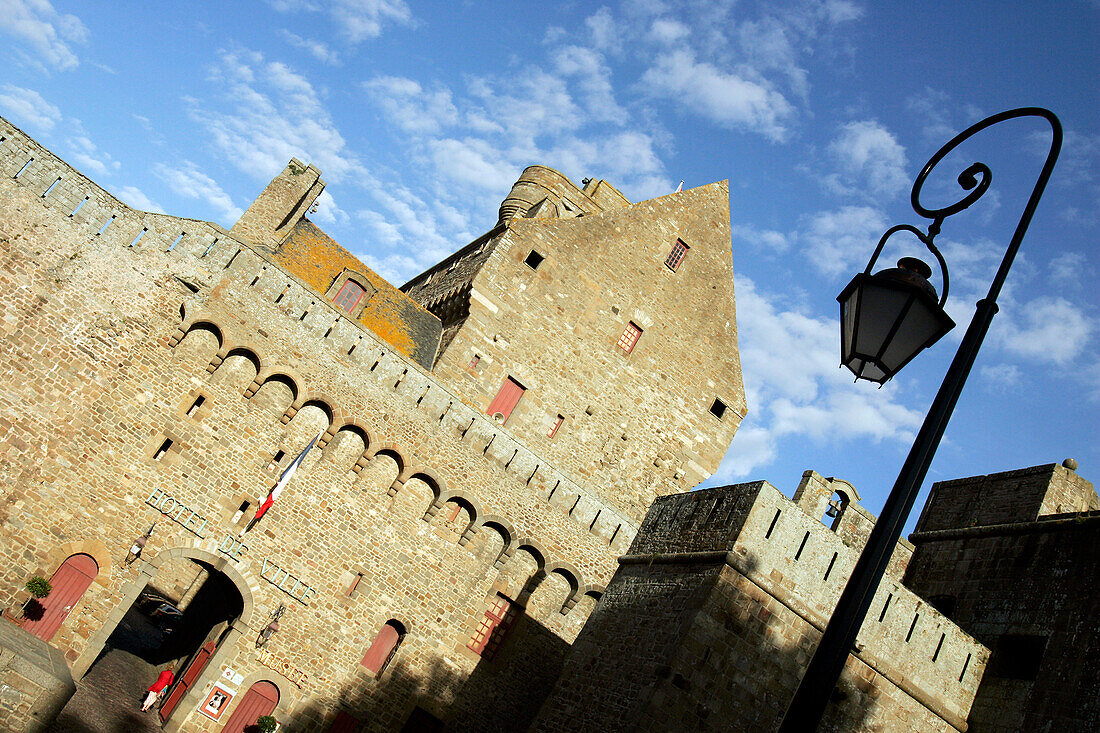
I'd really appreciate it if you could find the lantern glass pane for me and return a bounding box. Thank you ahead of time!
[881,300,941,372]
[852,283,910,359]
[841,288,858,358]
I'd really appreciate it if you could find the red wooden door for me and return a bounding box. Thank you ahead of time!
[487,377,525,423]
[23,554,98,641]
[220,680,279,733]
[160,640,216,722]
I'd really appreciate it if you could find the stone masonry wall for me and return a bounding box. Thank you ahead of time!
[0,116,645,732]
[905,464,1100,732]
[534,480,988,732]
[429,181,746,524]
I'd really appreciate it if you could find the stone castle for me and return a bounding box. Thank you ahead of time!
[0,114,1094,732]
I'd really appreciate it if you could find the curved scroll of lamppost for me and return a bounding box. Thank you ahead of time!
[778,108,1061,731]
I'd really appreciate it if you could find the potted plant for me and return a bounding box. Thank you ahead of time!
[25,576,51,598]
[21,576,51,622]
[256,715,278,733]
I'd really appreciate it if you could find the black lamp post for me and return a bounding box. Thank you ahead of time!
[778,107,1061,731]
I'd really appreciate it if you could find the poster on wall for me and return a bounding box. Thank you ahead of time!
[198,683,236,721]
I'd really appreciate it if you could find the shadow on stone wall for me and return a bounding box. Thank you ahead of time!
[280,611,569,732]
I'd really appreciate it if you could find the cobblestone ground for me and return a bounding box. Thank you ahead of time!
[47,610,169,733]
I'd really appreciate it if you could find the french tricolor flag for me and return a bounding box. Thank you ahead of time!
[244,429,323,533]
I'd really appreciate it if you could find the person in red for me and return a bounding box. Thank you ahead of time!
[141,669,174,711]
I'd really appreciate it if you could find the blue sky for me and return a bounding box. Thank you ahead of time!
[2,0,1097,525]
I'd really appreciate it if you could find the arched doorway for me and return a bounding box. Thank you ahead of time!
[23,553,98,642]
[220,680,279,733]
[53,549,253,732]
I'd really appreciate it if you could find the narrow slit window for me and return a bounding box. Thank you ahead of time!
[548,414,564,438]
[42,177,61,198]
[231,501,250,524]
[13,158,32,178]
[468,354,480,369]
[959,653,972,682]
[186,395,205,417]
[823,552,838,581]
[154,439,173,461]
[794,531,810,560]
[129,228,148,247]
[617,322,642,354]
[168,232,185,252]
[346,571,364,597]
[933,633,945,662]
[709,398,727,419]
[69,196,89,217]
[96,215,116,236]
[201,237,219,257]
[665,239,689,271]
[906,614,920,642]
[333,280,366,313]
[765,509,781,539]
[879,593,893,622]
[524,250,545,270]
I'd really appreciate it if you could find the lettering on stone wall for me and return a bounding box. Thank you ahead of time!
[259,557,318,605]
[145,488,209,537]
[255,648,308,688]
[216,533,248,562]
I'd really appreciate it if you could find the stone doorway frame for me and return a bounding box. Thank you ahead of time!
[71,544,259,732]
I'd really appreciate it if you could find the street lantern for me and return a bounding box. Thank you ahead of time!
[125,523,156,565]
[779,107,1062,731]
[257,603,286,648]
[838,252,954,384]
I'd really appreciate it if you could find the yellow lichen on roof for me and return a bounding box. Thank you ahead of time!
[274,219,440,367]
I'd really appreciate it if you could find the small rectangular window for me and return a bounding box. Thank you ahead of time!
[709,399,727,419]
[333,280,366,313]
[186,395,205,417]
[617,322,642,354]
[665,239,689,271]
[468,354,480,369]
[487,377,525,424]
[346,572,364,597]
[524,250,545,270]
[548,414,564,438]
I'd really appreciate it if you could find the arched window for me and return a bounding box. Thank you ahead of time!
[361,619,406,675]
[333,280,366,313]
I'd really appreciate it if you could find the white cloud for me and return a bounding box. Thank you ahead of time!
[731,223,791,254]
[552,45,625,124]
[799,205,888,279]
[153,161,243,225]
[980,364,1021,388]
[0,0,88,70]
[188,49,364,184]
[267,0,412,42]
[115,185,165,213]
[364,76,458,135]
[640,50,793,142]
[825,120,909,198]
[66,135,119,176]
[648,17,690,45]
[996,296,1095,365]
[712,277,926,481]
[586,7,622,53]
[1049,251,1089,287]
[278,30,340,65]
[0,84,61,131]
